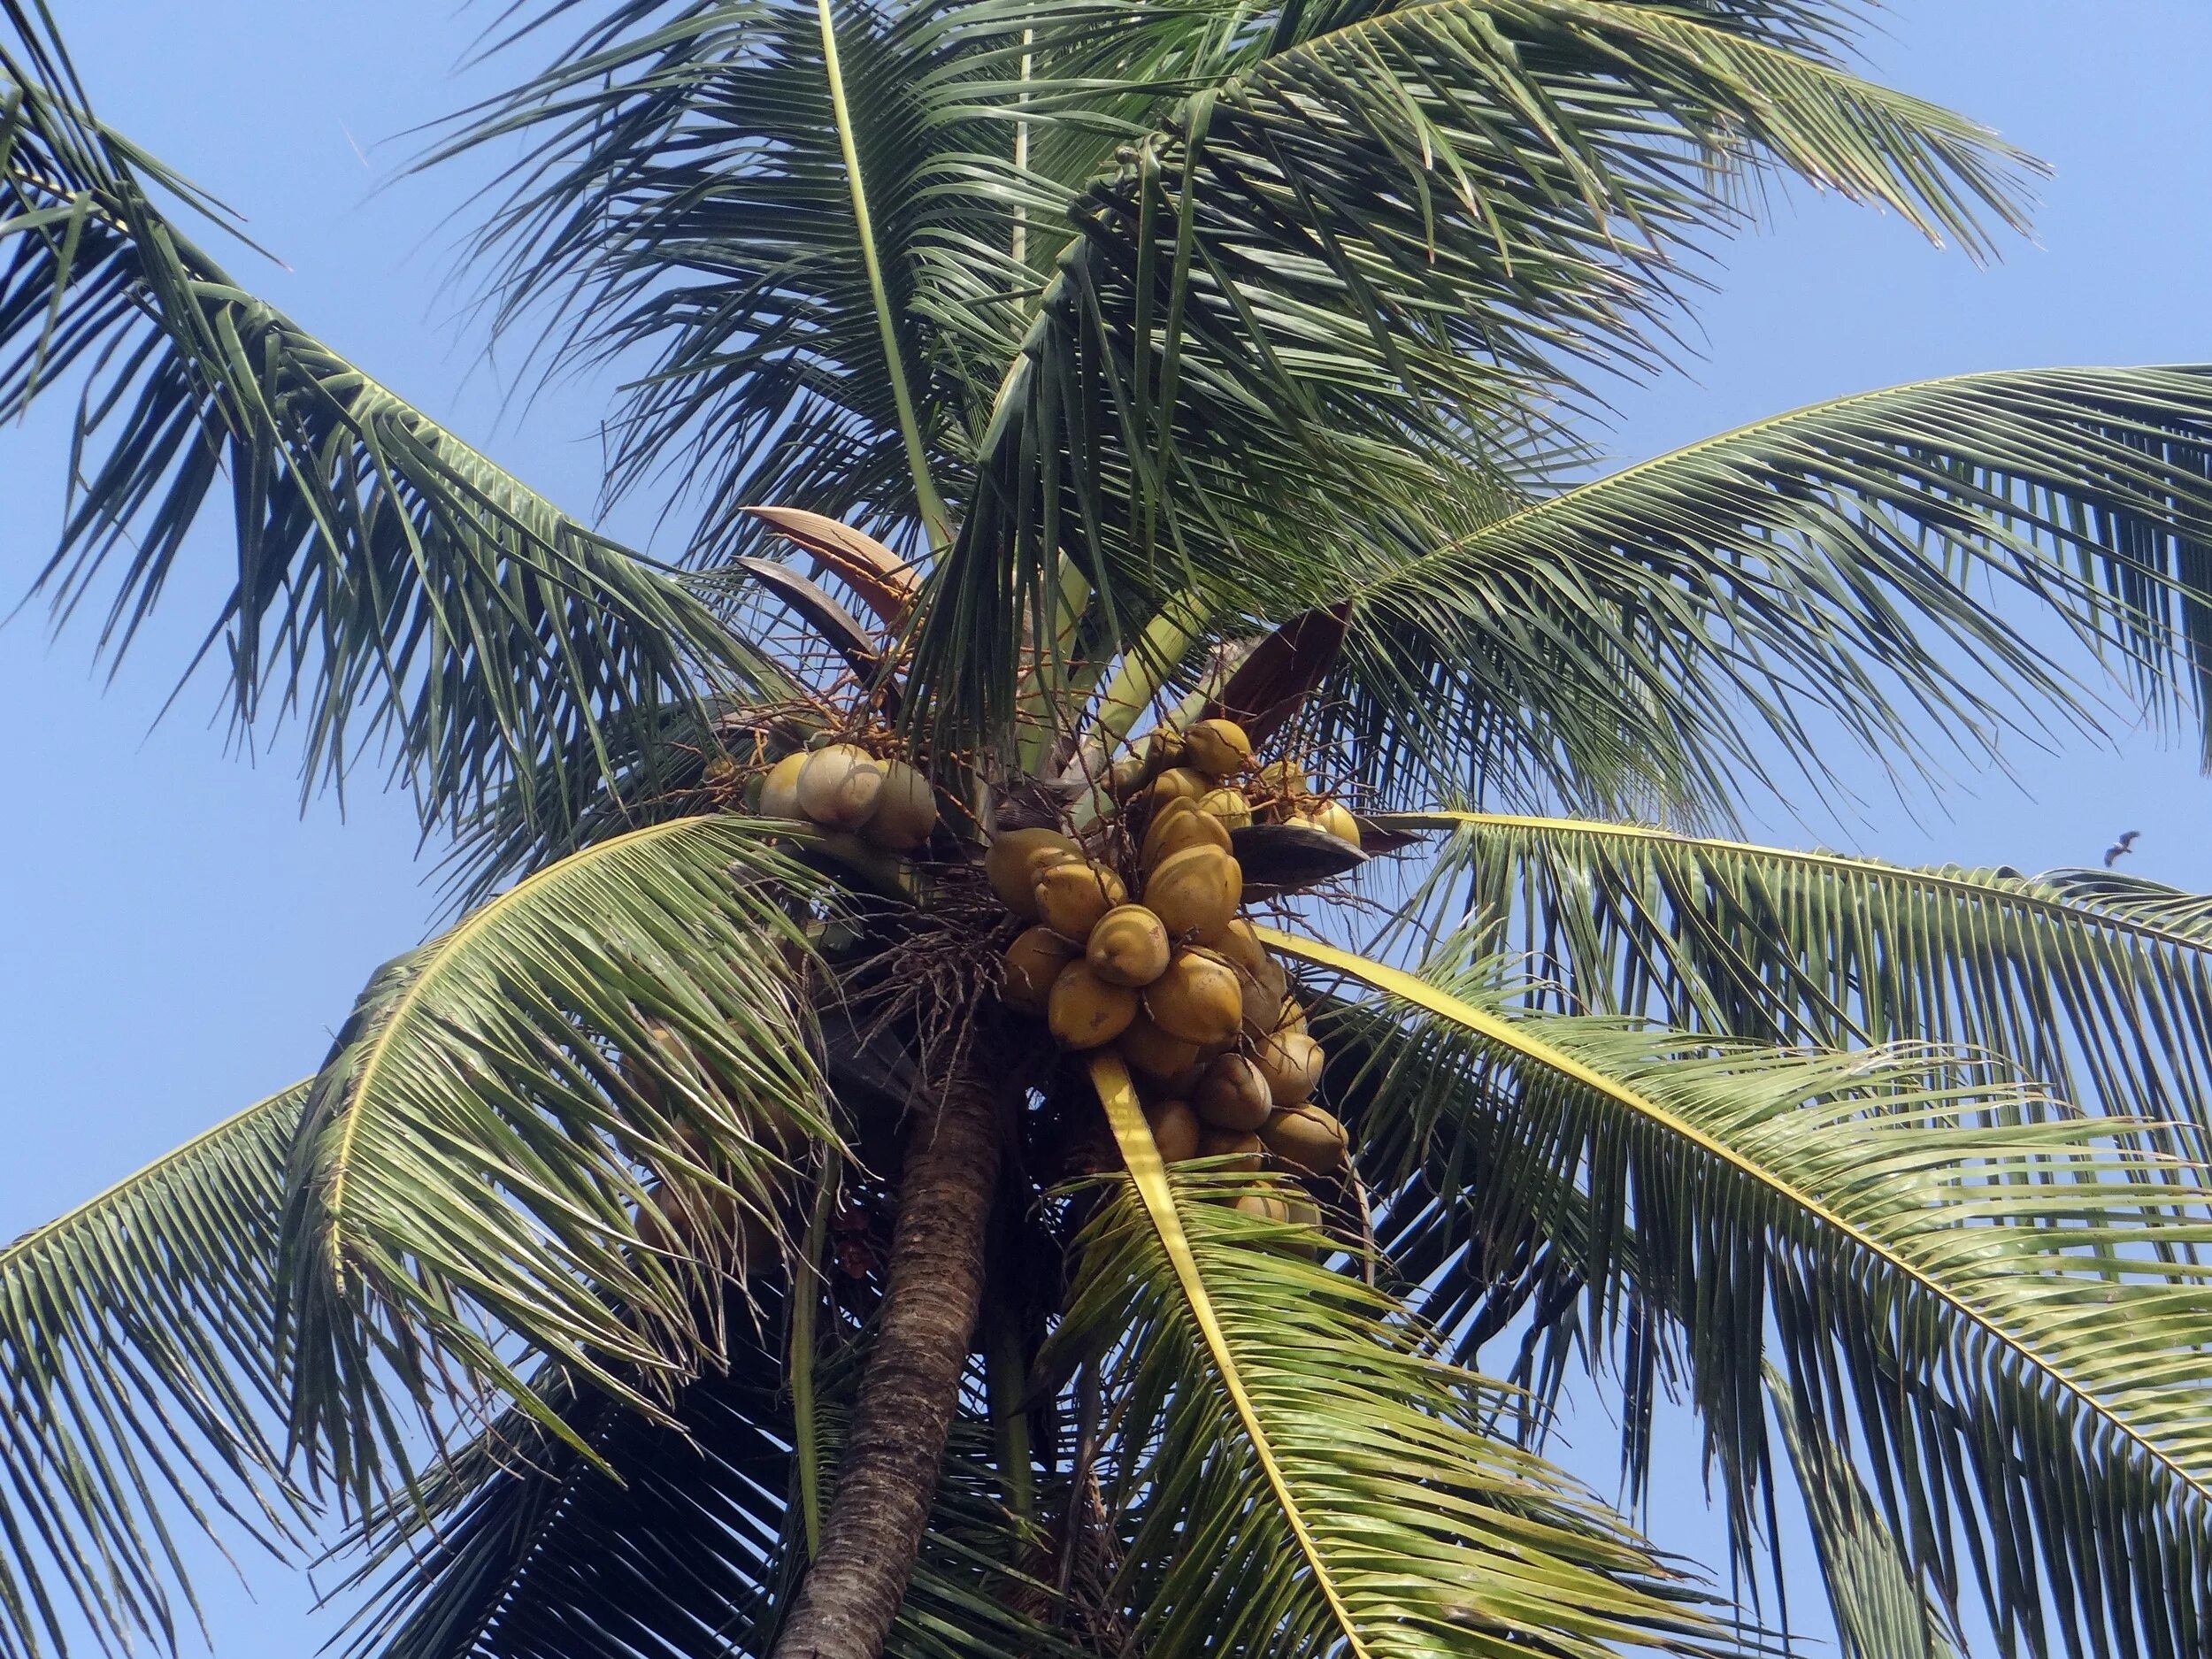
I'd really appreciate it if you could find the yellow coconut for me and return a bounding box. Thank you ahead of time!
[1233,1191,1292,1221]
[1253,1029,1325,1107]
[1002,926,1079,1016]
[1274,995,1310,1038]
[1238,964,1282,1040]
[861,760,937,851]
[1141,795,1234,867]
[1194,1053,1273,1132]
[1143,844,1241,943]
[985,828,1080,918]
[1034,859,1129,941]
[1118,1010,1202,1080]
[1144,1099,1202,1164]
[1183,718,1254,780]
[1143,949,1245,1047]
[1087,903,1171,987]
[1146,765,1210,813]
[1299,800,1362,849]
[1048,960,1141,1049]
[795,744,887,830]
[1195,1128,1264,1171]
[1197,786,1254,829]
[1260,1103,1348,1176]
[757,751,810,820]
[1255,758,1308,801]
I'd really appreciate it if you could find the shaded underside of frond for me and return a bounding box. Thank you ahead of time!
[0,1086,308,1659]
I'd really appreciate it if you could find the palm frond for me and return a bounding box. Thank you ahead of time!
[1382,810,2212,1144]
[0,1085,308,1659]
[0,21,775,841]
[903,0,2038,754]
[1768,1366,1962,1659]
[280,817,836,1494]
[1325,367,2212,810]
[1279,930,2212,1659]
[1059,1053,1728,1658]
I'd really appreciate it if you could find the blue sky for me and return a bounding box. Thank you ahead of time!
[4,0,2211,1652]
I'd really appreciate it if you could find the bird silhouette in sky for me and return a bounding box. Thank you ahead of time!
[2104,830,2141,869]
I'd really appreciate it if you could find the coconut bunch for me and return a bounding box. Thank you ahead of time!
[995,718,1354,1218]
[754,741,939,851]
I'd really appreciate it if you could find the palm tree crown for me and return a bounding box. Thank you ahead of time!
[3,4,2212,1658]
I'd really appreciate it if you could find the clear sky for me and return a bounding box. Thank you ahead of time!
[4,1,2210,1653]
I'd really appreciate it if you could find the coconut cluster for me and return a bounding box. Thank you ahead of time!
[756,741,939,850]
[995,718,1355,1217]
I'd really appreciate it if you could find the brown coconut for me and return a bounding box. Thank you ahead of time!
[1143,844,1241,943]
[1194,1128,1264,1171]
[1035,859,1128,941]
[1143,1099,1202,1164]
[1087,903,1171,987]
[1048,960,1141,1049]
[1259,1103,1348,1176]
[795,744,887,830]
[986,828,1080,918]
[861,760,937,851]
[1233,1191,1292,1222]
[1143,949,1244,1047]
[1194,1054,1274,1133]
[1002,926,1079,1016]
[1118,1010,1202,1079]
[1252,1029,1325,1107]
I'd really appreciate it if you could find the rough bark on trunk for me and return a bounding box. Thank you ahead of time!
[772,1060,1002,1659]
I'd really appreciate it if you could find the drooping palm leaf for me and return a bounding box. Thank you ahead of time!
[280,816,836,1492]
[1381,809,2212,1143]
[0,20,776,843]
[1064,1054,1729,1659]
[903,0,2039,754]
[0,1085,308,1659]
[1768,1366,1963,1659]
[1325,367,2212,810]
[1278,930,2212,1659]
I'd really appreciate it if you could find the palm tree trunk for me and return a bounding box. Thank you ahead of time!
[772,1056,1002,1659]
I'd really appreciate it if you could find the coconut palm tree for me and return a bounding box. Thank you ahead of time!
[5,3,2212,1658]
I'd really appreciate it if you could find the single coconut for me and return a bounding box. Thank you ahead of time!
[1105,749,1151,800]
[1144,949,1245,1047]
[1259,1103,1348,1176]
[1195,1128,1264,1171]
[1035,859,1128,941]
[1087,903,1171,987]
[862,759,937,851]
[1284,1192,1324,1231]
[1253,1029,1324,1107]
[757,751,810,820]
[1274,995,1310,1037]
[1233,1191,1292,1222]
[1196,786,1253,829]
[796,744,887,830]
[1141,795,1233,867]
[1299,800,1362,849]
[1194,1053,1273,1132]
[1214,918,1271,979]
[1143,844,1241,943]
[1118,1010,1202,1079]
[1238,964,1282,1039]
[1183,718,1253,780]
[1255,758,1308,801]
[1048,960,1141,1049]
[986,828,1080,918]
[1146,765,1210,812]
[1144,1098,1202,1164]
[1002,926,1079,1016]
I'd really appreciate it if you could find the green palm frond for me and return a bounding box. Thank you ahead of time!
[1326,367,2212,810]
[280,816,836,1493]
[1061,1055,1728,1659]
[0,22,777,841]
[903,0,2038,753]
[1768,1366,1962,1659]
[2034,864,2212,941]
[1383,810,2212,1141]
[338,1301,1071,1659]
[0,1085,307,1659]
[1276,931,2212,1659]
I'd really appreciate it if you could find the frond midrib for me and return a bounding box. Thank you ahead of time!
[1263,926,2212,1512]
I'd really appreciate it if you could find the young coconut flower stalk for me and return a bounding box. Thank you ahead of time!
[10,9,2212,1659]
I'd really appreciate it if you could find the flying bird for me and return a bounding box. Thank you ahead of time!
[2104,830,2141,869]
